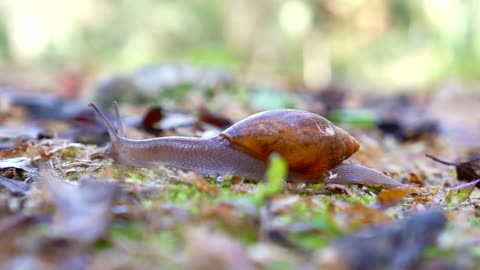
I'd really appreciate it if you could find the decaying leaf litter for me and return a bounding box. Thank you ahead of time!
[0,76,480,269]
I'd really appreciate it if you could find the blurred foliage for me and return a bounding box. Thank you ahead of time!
[0,11,9,59]
[0,0,479,89]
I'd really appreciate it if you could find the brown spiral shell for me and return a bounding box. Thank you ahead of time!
[220,109,360,179]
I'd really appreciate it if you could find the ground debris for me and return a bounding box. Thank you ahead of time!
[177,170,220,195]
[1,83,480,269]
[315,209,446,270]
[426,154,480,188]
[44,175,119,244]
[0,157,37,173]
[0,176,30,196]
[181,226,254,270]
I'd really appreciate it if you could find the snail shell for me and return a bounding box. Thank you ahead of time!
[220,109,360,179]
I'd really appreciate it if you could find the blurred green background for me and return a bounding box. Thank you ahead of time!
[0,0,479,91]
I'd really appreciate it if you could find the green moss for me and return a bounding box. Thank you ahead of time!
[166,183,203,204]
[471,216,480,227]
[289,232,330,250]
[109,218,183,250]
[105,221,183,268]
[423,247,457,261]
[330,188,376,205]
[60,148,85,160]
[265,260,298,270]
[150,230,182,253]
[110,222,146,241]
[124,171,147,181]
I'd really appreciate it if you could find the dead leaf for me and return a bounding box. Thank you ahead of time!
[0,144,30,158]
[0,213,34,262]
[139,106,164,134]
[0,176,30,196]
[45,176,118,244]
[376,119,438,141]
[426,154,480,187]
[0,157,37,173]
[258,201,306,252]
[198,107,233,129]
[315,209,446,270]
[230,175,244,185]
[177,171,219,195]
[340,203,391,230]
[7,90,88,121]
[145,204,192,231]
[0,124,45,141]
[407,172,425,186]
[445,180,480,205]
[203,202,255,230]
[182,226,253,270]
[372,186,418,210]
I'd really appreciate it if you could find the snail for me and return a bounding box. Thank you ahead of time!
[89,102,404,187]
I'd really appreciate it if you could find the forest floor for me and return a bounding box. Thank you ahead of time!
[0,71,479,269]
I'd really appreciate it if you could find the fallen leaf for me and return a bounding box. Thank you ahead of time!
[407,172,425,186]
[0,213,34,262]
[0,144,29,158]
[0,176,30,196]
[376,119,438,141]
[182,226,253,270]
[426,154,480,187]
[7,89,89,120]
[198,107,232,129]
[372,186,418,210]
[45,176,118,244]
[145,204,193,231]
[139,106,164,133]
[0,124,45,141]
[340,203,391,230]
[258,202,305,251]
[0,157,37,173]
[203,202,255,230]
[445,180,480,205]
[315,209,446,270]
[177,171,219,195]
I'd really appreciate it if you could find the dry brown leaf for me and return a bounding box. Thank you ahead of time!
[315,209,446,270]
[202,202,256,230]
[0,176,30,196]
[45,176,118,244]
[0,157,37,173]
[427,154,480,187]
[407,172,425,186]
[340,203,392,231]
[373,186,418,210]
[177,171,219,195]
[0,144,30,159]
[182,226,253,270]
[0,214,34,262]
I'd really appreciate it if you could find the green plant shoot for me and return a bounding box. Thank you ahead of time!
[252,153,288,206]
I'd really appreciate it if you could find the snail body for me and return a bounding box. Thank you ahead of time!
[90,103,403,186]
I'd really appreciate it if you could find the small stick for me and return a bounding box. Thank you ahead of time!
[425,154,457,167]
